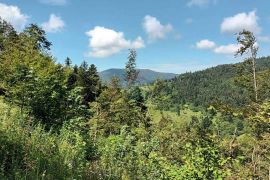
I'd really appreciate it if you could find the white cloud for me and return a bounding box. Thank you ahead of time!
[214,44,240,55]
[39,0,67,6]
[258,36,270,43]
[195,39,240,55]
[85,26,145,58]
[187,0,210,7]
[0,3,28,31]
[221,11,261,34]
[196,39,216,49]
[41,14,65,33]
[142,15,173,41]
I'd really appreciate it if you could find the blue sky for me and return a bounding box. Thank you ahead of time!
[0,0,270,73]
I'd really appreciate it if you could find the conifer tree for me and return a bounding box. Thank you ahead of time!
[77,61,101,105]
[67,65,78,89]
[65,57,72,67]
[125,49,139,87]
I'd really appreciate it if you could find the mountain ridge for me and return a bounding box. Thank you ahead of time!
[151,56,270,109]
[99,68,178,85]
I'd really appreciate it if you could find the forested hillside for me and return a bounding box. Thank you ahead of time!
[147,57,270,111]
[0,18,270,180]
[99,68,177,85]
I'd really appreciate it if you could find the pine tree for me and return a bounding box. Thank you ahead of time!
[77,62,101,105]
[125,49,139,87]
[65,57,72,67]
[67,65,78,89]
[88,64,101,99]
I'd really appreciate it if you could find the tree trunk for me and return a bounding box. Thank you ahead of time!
[251,47,258,103]
[252,57,258,102]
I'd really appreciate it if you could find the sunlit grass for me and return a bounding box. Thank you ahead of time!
[147,103,203,127]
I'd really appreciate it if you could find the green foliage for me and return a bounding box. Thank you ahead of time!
[97,128,172,180]
[0,18,18,52]
[126,86,144,107]
[147,57,270,111]
[149,79,173,110]
[0,130,24,179]
[1,19,270,180]
[90,77,149,137]
[248,101,270,138]
[76,61,102,105]
[0,99,95,179]
[250,101,270,123]
[23,23,52,51]
[125,49,139,86]
[178,142,229,180]
[65,57,72,67]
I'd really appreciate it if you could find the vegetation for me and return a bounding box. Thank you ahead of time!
[146,56,270,111]
[0,18,270,179]
[235,30,259,102]
[99,68,177,85]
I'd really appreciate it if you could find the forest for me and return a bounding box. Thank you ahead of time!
[0,18,270,180]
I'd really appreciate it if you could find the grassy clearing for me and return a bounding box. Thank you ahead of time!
[147,103,203,127]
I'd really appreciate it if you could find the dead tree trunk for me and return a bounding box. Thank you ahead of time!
[251,53,258,102]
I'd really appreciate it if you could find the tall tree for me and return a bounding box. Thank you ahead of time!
[235,30,259,102]
[0,18,18,52]
[65,57,72,67]
[88,64,101,100]
[77,62,101,105]
[23,24,52,51]
[67,65,78,89]
[90,76,147,137]
[125,49,139,87]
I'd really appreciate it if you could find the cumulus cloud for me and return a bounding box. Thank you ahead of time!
[187,0,210,7]
[221,11,261,34]
[39,0,67,6]
[41,14,65,33]
[213,44,240,55]
[142,15,173,41]
[196,39,216,49]
[85,26,145,58]
[195,39,240,55]
[0,3,28,31]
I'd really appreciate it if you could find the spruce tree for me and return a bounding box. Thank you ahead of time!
[125,49,139,87]
[65,57,72,67]
[77,62,101,105]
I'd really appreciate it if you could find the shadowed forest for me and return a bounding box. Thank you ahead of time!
[0,18,270,180]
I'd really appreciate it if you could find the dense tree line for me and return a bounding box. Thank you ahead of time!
[0,18,270,179]
[147,56,270,112]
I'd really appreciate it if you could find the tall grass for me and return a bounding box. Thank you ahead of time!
[0,98,91,179]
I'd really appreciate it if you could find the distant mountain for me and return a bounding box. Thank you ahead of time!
[99,69,177,85]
